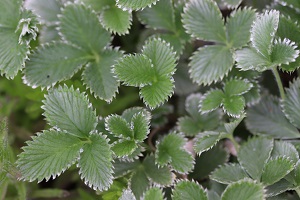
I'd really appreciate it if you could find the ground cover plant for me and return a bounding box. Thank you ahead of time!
[1,0,300,199]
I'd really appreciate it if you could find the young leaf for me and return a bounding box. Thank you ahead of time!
[246,96,300,138]
[82,48,122,101]
[105,115,134,139]
[24,42,88,88]
[251,10,280,58]
[43,85,97,138]
[78,133,113,191]
[224,79,253,96]
[221,179,265,200]
[131,112,150,142]
[119,189,136,200]
[182,0,226,43]
[194,132,222,155]
[271,39,299,67]
[222,95,245,118]
[261,156,294,186]
[189,45,234,85]
[144,187,164,200]
[226,8,256,48]
[172,180,208,200]
[17,130,82,182]
[210,163,249,184]
[111,140,138,157]
[200,89,224,113]
[238,137,273,180]
[59,4,111,53]
[271,141,299,165]
[116,0,159,11]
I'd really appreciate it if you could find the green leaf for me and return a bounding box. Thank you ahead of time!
[17,130,82,182]
[238,137,274,180]
[210,163,249,184]
[172,180,208,200]
[277,15,300,45]
[189,45,234,85]
[261,156,294,186]
[105,115,134,139]
[112,140,138,157]
[223,95,245,118]
[137,0,175,31]
[43,85,97,138]
[221,179,265,200]
[294,160,300,185]
[224,79,253,96]
[132,112,150,142]
[200,89,224,113]
[0,0,22,28]
[113,159,139,178]
[116,0,159,11]
[122,107,151,123]
[222,0,243,8]
[265,178,296,197]
[226,8,256,48]
[174,62,199,95]
[194,132,222,155]
[272,39,299,67]
[82,48,122,101]
[100,5,132,35]
[78,0,114,12]
[271,141,299,165]
[182,0,226,43]
[144,187,164,200]
[119,189,136,200]
[130,164,149,199]
[224,115,245,134]
[251,10,280,58]
[282,78,300,129]
[24,42,88,88]
[114,54,155,87]
[59,4,111,53]
[79,133,113,191]
[246,96,300,138]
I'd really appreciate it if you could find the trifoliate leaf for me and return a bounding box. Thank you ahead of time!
[271,39,299,67]
[114,54,155,87]
[119,189,136,200]
[182,0,226,43]
[210,163,249,184]
[224,79,253,96]
[271,141,299,165]
[282,78,300,129]
[251,10,280,58]
[144,187,164,200]
[246,96,300,138]
[200,89,224,113]
[189,45,234,85]
[17,130,82,182]
[59,4,111,53]
[116,0,159,11]
[82,48,122,101]
[137,0,175,31]
[130,164,149,199]
[261,156,294,186]
[79,133,113,191]
[112,140,138,157]
[132,112,150,142]
[194,132,222,155]
[105,115,134,139]
[222,0,243,8]
[226,8,256,48]
[100,5,132,35]
[173,180,208,200]
[223,95,245,118]
[221,179,265,200]
[24,42,88,88]
[238,137,273,180]
[43,85,97,138]
[156,133,194,173]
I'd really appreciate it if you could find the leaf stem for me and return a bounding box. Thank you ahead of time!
[272,68,286,100]
[227,134,239,155]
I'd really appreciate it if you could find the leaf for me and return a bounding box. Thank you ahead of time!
[132,112,150,142]
[221,179,265,200]
[172,180,208,200]
[116,0,159,11]
[261,156,294,186]
[113,159,139,178]
[43,85,97,138]
[182,0,226,43]
[294,160,300,185]
[210,163,249,184]
[223,95,245,118]
[78,0,114,12]
[224,115,245,134]
[100,5,132,35]
[114,54,155,87]
[238,137,274,180]
[224,79,253,96]
[246,96,300,138]
[189,45,234,85]
[120,189,136,200]
[0,0,22,28]
[222,0,243,8]
[226,8,256,48]
[24,42,88,88]
[17,130,82,182]
[271,141,299,165]
[112,140,138,157]
[137,0,175,31]
[200,89,224,113]
[82,48,122,101]
[277,15,300,45]
[272,39,299,67]
[144,187,164,200]
[79,133,113,191]
[194,132,222,155]
[105,115,133,138]
[130,164,149,199]
[59,4,111,53]
[251,10,280,58]
[122,107,151,123]
[265,178,296,197]
[282,78,300,129]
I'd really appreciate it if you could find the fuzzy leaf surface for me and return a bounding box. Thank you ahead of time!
[25,42,88,88]
[238,137,273,180]
[210,163,249,184]
[194,132,222,155]
[224,79,253,96]
[105,115,133,138]
[200,89,224,113]
[43,85,97,138]
[223,95,245,118]
[132,112,150,142]
[116,0,159,11]
[79,134,113,191]
[182,0,226,43]
[144,188,164,200]
[189,45,234,85]
[17,130,82,182]
[173,180,208,200]
[271,39,299,67]
[111,140,138,157]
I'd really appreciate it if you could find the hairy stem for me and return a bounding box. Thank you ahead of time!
[227,134,239,155]
[272,68,286,100]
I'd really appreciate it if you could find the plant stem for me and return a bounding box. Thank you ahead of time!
[227,134,239,155]
[272,68,286,100]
